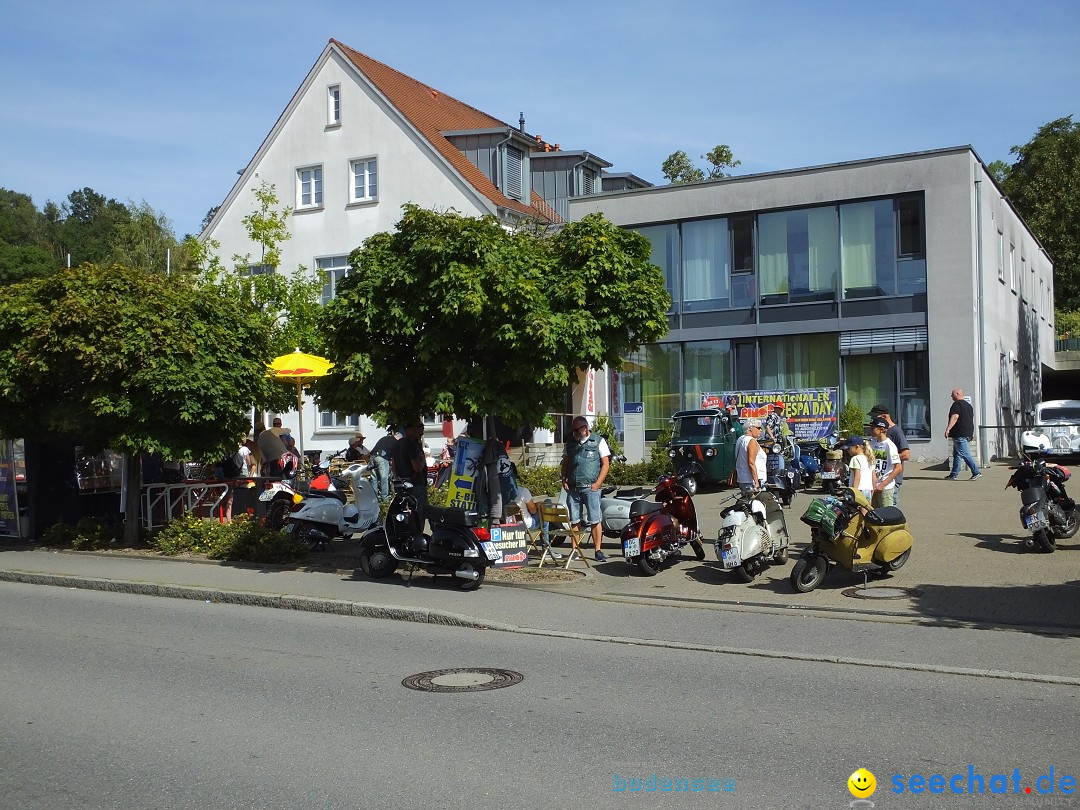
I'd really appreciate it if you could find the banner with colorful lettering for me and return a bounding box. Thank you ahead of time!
[701,388,839,441]
[446,437,486,510]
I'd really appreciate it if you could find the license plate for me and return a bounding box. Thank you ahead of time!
[481,541,501,561]
[1024,514,1049,531]
[258,491,274,502]
[623,537,640,558]
[821,472,839,480]
[721,546,741,568]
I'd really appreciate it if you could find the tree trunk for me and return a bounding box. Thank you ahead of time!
[124,454,141,545]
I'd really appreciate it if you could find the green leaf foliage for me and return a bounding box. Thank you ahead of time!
[0,262,272,460]
[999,116,1080,311]
[316,205,670,427]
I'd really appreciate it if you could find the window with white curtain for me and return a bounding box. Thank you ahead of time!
[634,225,679,310]
[841,199,893,297]
[757,207,838,303]
[350,157,378,203]
[682,340,731,410]
[682,218,729,310]
[760,333,839,389]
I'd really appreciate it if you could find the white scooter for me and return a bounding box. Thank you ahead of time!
[285,456,380,550]
[715,489,791,582]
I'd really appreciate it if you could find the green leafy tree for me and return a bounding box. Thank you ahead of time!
[110,201,178,274]
[192,181,324,412]
[0,189,58,283]
[54,187,133,267]
[661,144,741,184]
[998,116,1080,312]
[316,205,670,427]
[0,263,272,542]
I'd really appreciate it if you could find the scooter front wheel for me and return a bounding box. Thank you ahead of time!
[679,475,698,497]
[690,539,706,561]
[360,547,399,579]
[885,549,911,571]
[790,555,827,593]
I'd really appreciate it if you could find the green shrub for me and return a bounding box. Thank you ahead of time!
[593,413,622,456]
[839,399,867,437]
[148,514,307,564]
[40,517,125,550]
[517,465,562,498]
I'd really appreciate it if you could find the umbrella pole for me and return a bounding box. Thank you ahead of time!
[296,380,304,460]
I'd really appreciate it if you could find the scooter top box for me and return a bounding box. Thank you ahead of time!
[425,505,480,528]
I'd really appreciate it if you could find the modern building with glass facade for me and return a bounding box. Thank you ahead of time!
[568,147,1056,461]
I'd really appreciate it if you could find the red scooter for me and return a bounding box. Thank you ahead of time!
[620,475,706,575]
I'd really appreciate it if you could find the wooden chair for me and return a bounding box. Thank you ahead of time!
[536,501,589,569]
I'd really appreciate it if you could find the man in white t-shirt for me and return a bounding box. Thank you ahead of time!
[868,416,902,508]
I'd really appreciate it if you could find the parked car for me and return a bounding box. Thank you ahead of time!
[1021,400,1080,458]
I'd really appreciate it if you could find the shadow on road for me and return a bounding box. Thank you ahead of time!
[907,580,1080,635]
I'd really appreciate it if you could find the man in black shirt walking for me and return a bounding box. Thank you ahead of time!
[944,388,982,480]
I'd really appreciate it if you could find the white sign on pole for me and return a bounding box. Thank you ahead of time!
[623,402,645,463]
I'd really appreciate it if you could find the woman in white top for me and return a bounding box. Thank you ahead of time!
[843,436,876,500]
[735,419,767,494]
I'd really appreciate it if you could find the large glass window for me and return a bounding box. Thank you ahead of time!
[683,340,732,409]
[758,207,838,304]
[682,219,729,311]
[634,225,678,309]
[842,351,929,439]
[621,344,680,433]
[841,199,894,297]
[760,333,838,389]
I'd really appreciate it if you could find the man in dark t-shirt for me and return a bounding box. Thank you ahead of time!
[394,422,428,528]
[944,388,982,480]
[869,404,911,505]
[370,428,399,501]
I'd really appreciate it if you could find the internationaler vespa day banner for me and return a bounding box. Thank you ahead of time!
[701,388,839,441]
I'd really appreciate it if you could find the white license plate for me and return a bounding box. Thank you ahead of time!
[721,546,741,568]
[821,472,839,480]
[1024,515,1049,532]
[481,541,501,561]
[258,490,274,502]
[623,537,640,558]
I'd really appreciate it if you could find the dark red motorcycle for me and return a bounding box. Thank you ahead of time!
[620,475,706,575]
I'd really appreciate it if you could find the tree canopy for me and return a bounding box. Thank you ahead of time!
[315,205,671,427]
[0,263,271,460]
[997,116,1080,313]
[661,145,741,184]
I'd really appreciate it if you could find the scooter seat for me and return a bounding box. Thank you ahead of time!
[306,489,347,504]
[628,499,663,519]
[869,505,906,526]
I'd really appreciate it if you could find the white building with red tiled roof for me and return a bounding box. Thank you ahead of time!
[202,39,644,454]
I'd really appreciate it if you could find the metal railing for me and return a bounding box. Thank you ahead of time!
[141,483,230,530]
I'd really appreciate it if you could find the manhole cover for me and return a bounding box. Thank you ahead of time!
[842,586,923,600]
[402,668,524,693]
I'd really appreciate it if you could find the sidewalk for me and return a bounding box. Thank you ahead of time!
[2,461,1078,637]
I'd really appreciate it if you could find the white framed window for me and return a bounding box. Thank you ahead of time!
[350,157,378,203]
[297,165,323,209]
[242,264,274,277]
[327,84,341,126]
[997,231,1004,283]
[1009,244,1016,292]
[316,255,349,305]
[318,409,360,430]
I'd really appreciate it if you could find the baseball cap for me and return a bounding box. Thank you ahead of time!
[869,404,890,416]
[868,416,889,430]
[842,435,866,449]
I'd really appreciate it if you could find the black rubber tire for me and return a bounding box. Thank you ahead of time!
[1035,529,1057,553]
[1053,510,1079,540]
[360,547,398,578]
[680,475,698,497]
[266,498,290,531]
[886,549,911,571]
[456,562,486,591]
[772,545,789,564]
[636,554,660,576]
[690,539,706,561]
[790,555,828,593]
[735,563,755,583]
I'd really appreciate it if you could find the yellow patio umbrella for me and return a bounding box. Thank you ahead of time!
[266,350,335,459]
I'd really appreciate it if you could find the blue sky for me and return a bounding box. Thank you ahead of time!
[2,0,1077,238]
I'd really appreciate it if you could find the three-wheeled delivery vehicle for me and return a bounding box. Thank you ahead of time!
[667,408,740,495]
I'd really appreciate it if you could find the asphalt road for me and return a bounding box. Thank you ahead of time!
[2,584,1078,810]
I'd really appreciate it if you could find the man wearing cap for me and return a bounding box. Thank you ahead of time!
[868,417,903,508]
[735,419,767,495]
[869,404,910,505]
[345,434,370,462]
[764,401,786,444]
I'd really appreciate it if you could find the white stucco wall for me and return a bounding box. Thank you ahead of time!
[203,46,495,457]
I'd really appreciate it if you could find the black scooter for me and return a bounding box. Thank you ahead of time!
[356,481,499,590]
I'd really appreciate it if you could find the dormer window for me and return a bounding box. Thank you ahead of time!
[504,145,525,201]
[581,167,597,195]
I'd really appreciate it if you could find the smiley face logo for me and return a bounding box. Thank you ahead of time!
[848,768,876,798]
